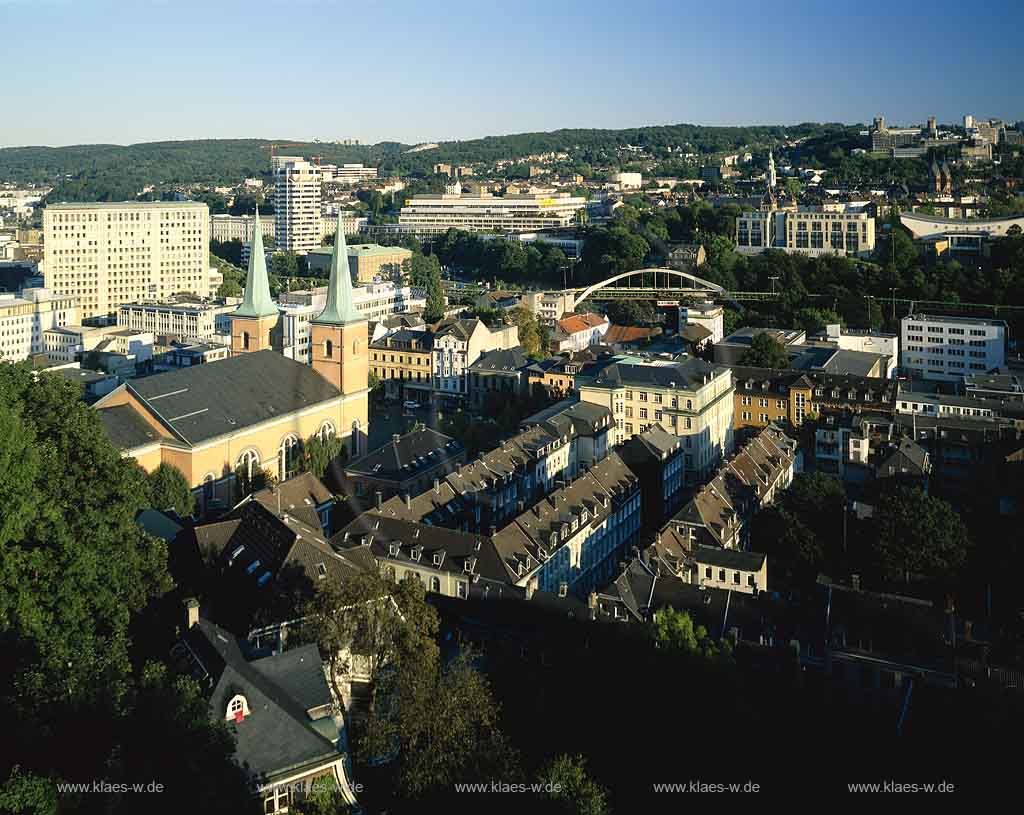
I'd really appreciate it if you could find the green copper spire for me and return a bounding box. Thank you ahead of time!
[233,206,277,319]
[313,213,364,325]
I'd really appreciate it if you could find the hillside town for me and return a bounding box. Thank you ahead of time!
[2,3,1024,810]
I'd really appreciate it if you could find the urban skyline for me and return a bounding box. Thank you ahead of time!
[2,0,1022,148]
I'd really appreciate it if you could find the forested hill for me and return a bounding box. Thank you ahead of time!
[0,122,852,193]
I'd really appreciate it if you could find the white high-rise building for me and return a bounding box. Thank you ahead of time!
[900,314,1007,382]
[273,156,322,254]
[43,201,210,320]
[0,287,78,362]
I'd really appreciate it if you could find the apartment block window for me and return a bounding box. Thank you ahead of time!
[705,567,712,579]
[719,569,726,582]
[639,408,648,419]
[638,392,648,402]
[733,572,741,585]
[654,393,662,404]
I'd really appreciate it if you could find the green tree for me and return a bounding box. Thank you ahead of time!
[536,754,610,815]
[404,253,445,322]
[304,434,347,480]
[146,462,196,516]
[873,487,970,581]
[271,251,299,278]
[295,778,353,815]
[310,573,518,799]
[739,331,789,368]
[650,606,702,653]
[510,306,544,356]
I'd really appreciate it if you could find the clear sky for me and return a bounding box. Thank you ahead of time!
[2,0,1021,148]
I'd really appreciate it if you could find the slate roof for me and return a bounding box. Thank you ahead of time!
[346,427,463,483]
[620,423,682,462]
[171,618,339,781]
[98,404,167,449]
[107,351,341,445]
[334,513,514,584]
[470,346,530,372]
[588,357,725,389]
[695,545,766,572]
[250,472,334,533]
[193,501,371,591]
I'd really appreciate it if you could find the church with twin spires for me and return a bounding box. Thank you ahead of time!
[95,211,368,506]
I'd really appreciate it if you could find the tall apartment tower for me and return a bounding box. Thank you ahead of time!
[310,214,369,456]
[43,201,209,320]
[273,156,322,254]
[230,209,278,354]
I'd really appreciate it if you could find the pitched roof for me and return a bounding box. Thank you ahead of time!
[97,404,167,449]
[250,472,334,533]
[470,346,530,372]
[603,324,656,345]
[588,357,724,389]
[334,513,514,584]
[233,208,277,319]
[695,545,765,572]
[172,618,339,781]
[346,426,464,483]
[104,351,341,445]
[557,312,608,335]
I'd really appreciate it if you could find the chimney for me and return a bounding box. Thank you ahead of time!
[404,493,412,509]
[525,582,535,600]
[184,598,199,629]
[392,433,401,444]
[558,582,568,598]
[489,525,497,536]
[851,573,861,592]
[376,490,383,510]
[434,478,440,493]
[587,591,598,610]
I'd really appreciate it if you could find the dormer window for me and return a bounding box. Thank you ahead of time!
[226,694,249,722]
[432,552,442,566]
[316,562,327,580]
[389,543,399,557]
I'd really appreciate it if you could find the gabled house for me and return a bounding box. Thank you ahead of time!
[171,601,358,813]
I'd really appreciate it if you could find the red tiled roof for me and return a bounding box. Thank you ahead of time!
[557,312,607,335]
[604,324,656,344]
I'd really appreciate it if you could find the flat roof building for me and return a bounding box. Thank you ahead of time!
[398,190,586,235]
[43,201,211,320]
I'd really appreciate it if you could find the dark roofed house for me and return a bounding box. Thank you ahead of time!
[345,426,466,504]
[250,471,337,536]
[170,602,358,812]
[468,345,531,409]
[618,423,685,531]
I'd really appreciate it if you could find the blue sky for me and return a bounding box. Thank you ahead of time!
[1,0,1021,147]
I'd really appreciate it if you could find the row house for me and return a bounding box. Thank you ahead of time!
[618,423,686,532]
[662,424,798,554]
[337,452,640,600]
[729,365,896,432]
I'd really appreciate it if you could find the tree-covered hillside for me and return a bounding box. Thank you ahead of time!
[0,122,852,199]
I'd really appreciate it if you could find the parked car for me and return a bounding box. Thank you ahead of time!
[403,400,420,411]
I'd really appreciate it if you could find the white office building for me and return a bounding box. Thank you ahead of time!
[273,156,322,254]
[43,201,210,320]
[0,287,78,362]
[398,190,586,235]
[117,297,242,344]
[276,282,426,363]
[209,214,276,243]
[322,164,378,184]
[900,314,1006,382]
